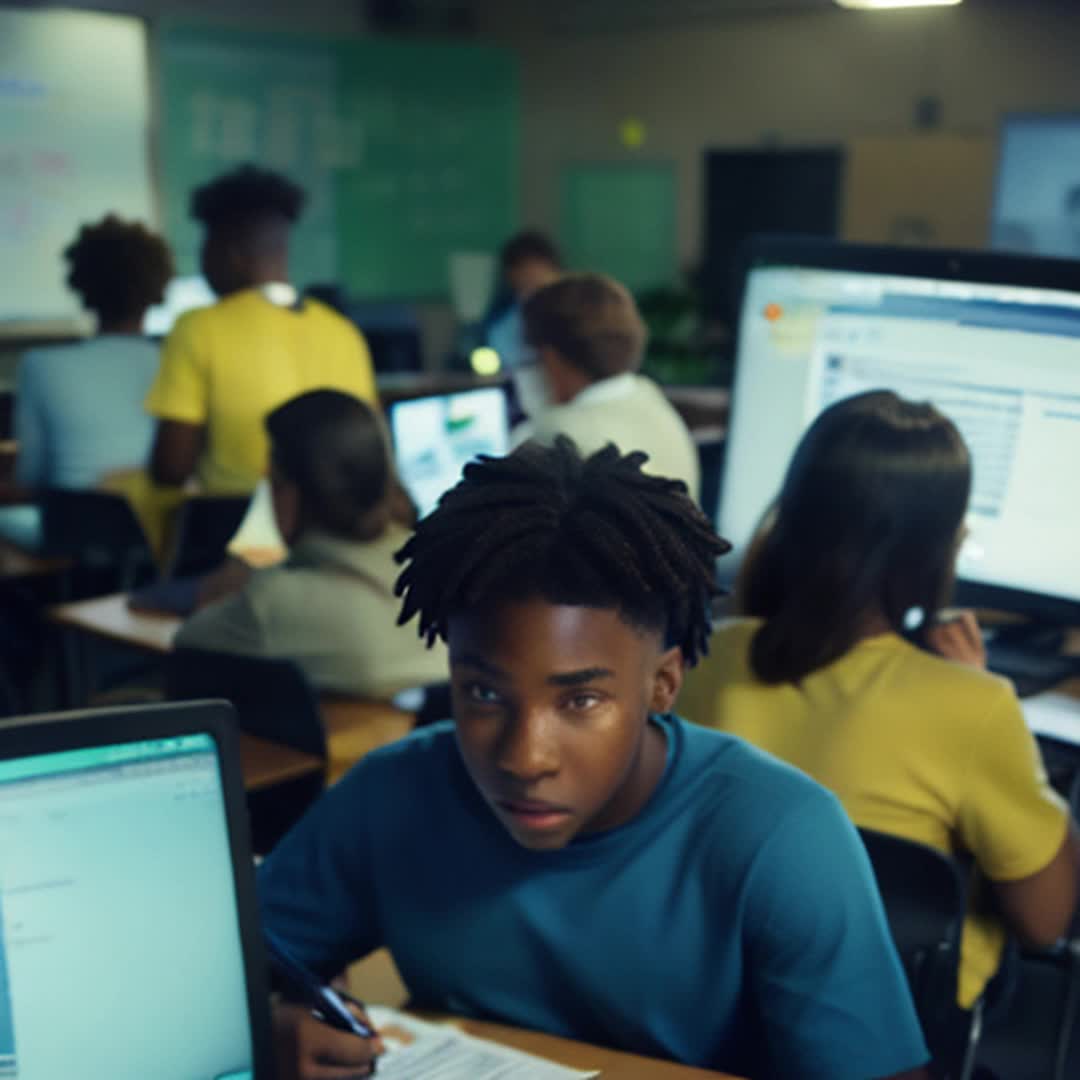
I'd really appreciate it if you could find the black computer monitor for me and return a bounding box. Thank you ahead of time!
[720,237,1080,632]
[991,112,1080,260]
[0,701,275,1079]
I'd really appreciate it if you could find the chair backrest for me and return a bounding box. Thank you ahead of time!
[166,647,327,851]
[39,488,154,588]
[166,647,327,761]
[166,495,252,578]
[859,828,969,1074]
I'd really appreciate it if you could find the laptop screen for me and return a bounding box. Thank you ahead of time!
[390,387,510,518]
[0,733,254,1080]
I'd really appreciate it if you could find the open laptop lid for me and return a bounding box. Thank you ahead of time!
[389,386,511,518]
[0,701,275,1079]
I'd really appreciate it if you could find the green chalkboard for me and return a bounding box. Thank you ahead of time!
[561,163,677,292]
[159,24,518,299]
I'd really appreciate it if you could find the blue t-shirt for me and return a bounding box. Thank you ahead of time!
[15,335,160,490]
[258,716,929,1079]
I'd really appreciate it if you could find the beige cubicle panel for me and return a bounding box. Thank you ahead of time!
[842,135,996,251]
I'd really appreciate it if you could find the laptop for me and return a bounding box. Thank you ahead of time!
[0,702,275,1079]
[389,386,511,519]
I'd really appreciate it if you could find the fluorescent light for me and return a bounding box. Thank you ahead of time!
[835,0,962,8]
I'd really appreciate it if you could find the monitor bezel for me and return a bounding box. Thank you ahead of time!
[0,700,276,1079]
[727,235,1080,625]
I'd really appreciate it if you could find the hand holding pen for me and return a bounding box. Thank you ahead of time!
[266,929,384,1079]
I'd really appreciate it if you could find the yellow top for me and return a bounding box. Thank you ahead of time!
[145,290,377,493]
[679,618,1069,1008]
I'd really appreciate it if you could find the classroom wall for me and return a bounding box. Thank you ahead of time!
[36,0,369,32]
[0,3,478,379]
[475,2,1080,267]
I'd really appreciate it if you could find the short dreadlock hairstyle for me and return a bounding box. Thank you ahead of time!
[191,165,306,230]
[64,215,173,325]
[395,438,730,666]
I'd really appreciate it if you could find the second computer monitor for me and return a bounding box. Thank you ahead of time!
[721,238,1080,621]
[390,386,510,519]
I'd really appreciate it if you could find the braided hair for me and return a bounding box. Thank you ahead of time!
[395,438,729,666]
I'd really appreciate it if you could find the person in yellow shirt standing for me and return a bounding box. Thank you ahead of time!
[146,165,376,494]
[680,390,1080,1019]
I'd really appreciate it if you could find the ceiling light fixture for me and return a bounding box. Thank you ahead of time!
[835,0,963,9]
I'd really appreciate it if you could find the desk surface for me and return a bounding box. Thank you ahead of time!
[237,732,322,792]
[452,1018,737,1079]
[48,592,181,653]
[0,537,67,577]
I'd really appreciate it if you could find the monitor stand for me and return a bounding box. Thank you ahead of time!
[984,622,1080,698]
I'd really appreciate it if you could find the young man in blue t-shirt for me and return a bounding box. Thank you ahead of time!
[259,439,931,1080]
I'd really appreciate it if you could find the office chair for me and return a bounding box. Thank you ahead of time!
[975,944,1080,1080]
[164,494,251,578]
[166,647,327,852]
[39,488,155,593]
[859,828,981,1080]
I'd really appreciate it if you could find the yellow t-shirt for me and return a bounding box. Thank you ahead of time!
[679,618,1069,1009]
[145,290,377,493]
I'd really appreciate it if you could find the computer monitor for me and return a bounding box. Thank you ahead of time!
[991,112,1080,260]
[720,237,1080,624]
[390,387,510,518]
[143,275,217,337]
[0,702,274,1079]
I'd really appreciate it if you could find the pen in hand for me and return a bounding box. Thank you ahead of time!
[264,928,378,1041]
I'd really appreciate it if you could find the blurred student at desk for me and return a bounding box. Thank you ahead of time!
[512,273,701,500]
[177,390,446,699]
[0,216,172,550]
[145,164,376,495]
[260,439,929,1080]
[487,230,563,378]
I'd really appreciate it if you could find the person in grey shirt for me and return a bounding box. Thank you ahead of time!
[177,390,447,700]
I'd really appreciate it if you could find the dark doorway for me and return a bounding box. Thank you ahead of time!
[703,148,845,341]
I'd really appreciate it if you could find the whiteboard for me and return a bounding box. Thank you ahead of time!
[0,10,154,325]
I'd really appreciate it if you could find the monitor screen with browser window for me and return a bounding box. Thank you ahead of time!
[721,239,1080,621]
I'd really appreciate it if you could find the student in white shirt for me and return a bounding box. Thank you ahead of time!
[513,273,701,500]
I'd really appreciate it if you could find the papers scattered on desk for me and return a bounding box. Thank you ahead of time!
[366,1006,599,1079]
[1023,691,1080,747]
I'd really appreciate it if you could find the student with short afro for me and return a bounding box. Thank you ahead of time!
[13,215,172,495]
[145,164,376,495]
[259,437,931,1080]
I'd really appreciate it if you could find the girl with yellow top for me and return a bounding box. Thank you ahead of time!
[680,390,1079,1013]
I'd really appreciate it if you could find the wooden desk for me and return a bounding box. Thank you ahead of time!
[48,592,181,653]
[47,593,415,777]
[238,732,322,792]
[450,1018,737,1079]
[321,695,414,784]
[0,537,68,578]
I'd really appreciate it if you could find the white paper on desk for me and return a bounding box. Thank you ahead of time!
[366,1006,599,1079]
[1023,691,1080,747]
